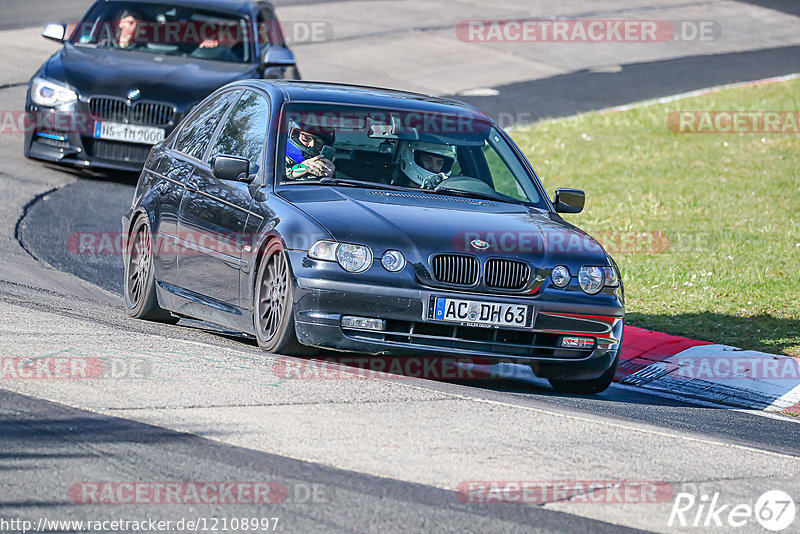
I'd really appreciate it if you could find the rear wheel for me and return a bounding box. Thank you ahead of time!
[124,216,177,323]
[253,241,306,355]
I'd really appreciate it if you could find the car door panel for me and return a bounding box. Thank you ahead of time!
[176,89,270,312]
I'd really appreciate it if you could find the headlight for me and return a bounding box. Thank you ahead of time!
[381,250,405,272]
[602,266,619,287]
[336,243,373,273]
[30,77,78,107]
[308,240,338,261]
[551,265,570,287]
[578,266,604,294]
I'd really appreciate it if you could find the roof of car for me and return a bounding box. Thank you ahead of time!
[101,0,269,15]
[242,80,487,117]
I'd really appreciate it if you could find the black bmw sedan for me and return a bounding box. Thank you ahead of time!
[122,80,625,394]
[24,0,299,172]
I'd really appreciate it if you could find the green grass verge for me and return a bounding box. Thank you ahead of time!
[511,78,800,356]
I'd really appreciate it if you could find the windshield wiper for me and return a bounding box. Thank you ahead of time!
[288,178,408,192]
[425,187,523,205]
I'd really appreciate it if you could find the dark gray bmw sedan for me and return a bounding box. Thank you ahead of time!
[122,80,625,394]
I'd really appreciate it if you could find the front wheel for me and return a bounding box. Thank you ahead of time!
[124,216,177,323]
[253,241,306,355]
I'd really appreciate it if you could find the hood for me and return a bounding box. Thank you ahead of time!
[279,187,609,269]
[43,44,257,109]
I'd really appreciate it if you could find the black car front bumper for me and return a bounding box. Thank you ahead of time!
[288,252,624,382]
[23,100,178,173]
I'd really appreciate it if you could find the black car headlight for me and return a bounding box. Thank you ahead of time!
[308,240,373,273]
[30,77,77,107]
[336,244,373,273]
[577,265,620,294]
[308,240,338,261]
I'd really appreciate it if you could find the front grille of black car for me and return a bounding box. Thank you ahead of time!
[484,259,530,290]
[84,139,151,164]
[89,97,175,126]
[342,320,594,359]
[432,254,480,286]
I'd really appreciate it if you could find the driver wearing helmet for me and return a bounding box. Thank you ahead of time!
[397,141,457,189]
[285,121,336,180]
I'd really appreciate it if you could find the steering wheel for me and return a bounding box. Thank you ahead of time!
[434,175,497,196]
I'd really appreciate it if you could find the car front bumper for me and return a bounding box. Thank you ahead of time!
[289,252,624,382]
[23,100,178,173]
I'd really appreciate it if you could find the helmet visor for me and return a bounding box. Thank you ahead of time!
[414,149,454,174]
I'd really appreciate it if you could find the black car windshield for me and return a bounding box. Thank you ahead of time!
[279,104,544,207]
[71,2,252,63]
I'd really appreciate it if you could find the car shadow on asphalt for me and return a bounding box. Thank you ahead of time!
[41,162,140,185]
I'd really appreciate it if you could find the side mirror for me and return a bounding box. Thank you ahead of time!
[262,46,296,67]
[42,23,66,43]
[212,155,250,182]
[553,188,585,214]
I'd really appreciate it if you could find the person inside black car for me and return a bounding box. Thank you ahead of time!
[116,10,145,49]
[109,8,222,52]
[285,122,336,180]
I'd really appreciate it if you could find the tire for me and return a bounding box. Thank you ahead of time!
[123,215,177,324]
[253,240,307,355]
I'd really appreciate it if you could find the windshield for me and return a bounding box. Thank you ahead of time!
[278,104,544,207]
[70,2,252,64]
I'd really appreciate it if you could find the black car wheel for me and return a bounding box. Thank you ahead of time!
[253,240,306,354]
[124,216,177,323]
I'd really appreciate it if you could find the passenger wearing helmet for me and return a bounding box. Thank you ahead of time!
[397,141,457,189]
[285,121,336,180]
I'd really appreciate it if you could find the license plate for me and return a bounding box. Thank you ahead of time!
[93,121,165,145]
[428,296,533,329]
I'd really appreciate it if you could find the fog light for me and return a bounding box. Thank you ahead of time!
[561,336,595,349]
[381,250,405,272]
[341,316,385,331]
[551,265,570,288]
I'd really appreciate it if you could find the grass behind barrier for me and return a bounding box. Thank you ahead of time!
[512,79,800,356]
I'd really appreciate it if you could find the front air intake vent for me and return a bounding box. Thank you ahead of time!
[484,259,530,290]
[431,254,479,286]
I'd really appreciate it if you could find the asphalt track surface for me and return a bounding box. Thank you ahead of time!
[4,1,800,532]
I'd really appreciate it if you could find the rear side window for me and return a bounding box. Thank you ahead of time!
[209,90,269,170]
[174,91,239,160]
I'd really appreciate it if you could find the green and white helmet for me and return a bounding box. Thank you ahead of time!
[398,141,457,186]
